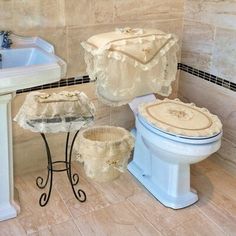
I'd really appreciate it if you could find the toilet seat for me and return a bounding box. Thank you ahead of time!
[138,98,222,140]
[138,114,222,145]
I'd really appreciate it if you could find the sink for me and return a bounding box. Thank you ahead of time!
[0,35,66,94]
[1,48,58,68]
[0,34,66,221]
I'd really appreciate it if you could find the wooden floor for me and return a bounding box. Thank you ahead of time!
[1,153,236,236]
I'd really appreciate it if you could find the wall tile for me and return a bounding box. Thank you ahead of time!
[183,1,236,81]
[179,71,236,144]
[0,0,13,29]
[208,1,236,30]
[183,20,214,48]
[114,0,170,23]
[168,19,184,43]
[184,0,214,23]
[94,0,114,24]
[169,0,185,19]
[181,51,212,71]
[182,20,214,71]
[65,0,94,27]
[65,0,113,27]
[185,0,236,30]
[211,27,236,83]
[12,0,65,29]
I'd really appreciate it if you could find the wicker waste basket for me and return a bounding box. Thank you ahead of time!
[75,126,134,182]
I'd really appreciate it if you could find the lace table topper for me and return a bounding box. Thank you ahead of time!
[14,91,95,133]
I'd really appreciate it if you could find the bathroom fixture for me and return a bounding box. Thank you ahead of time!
[128,98,222,209]
[0,35,66,221]
[0,31,12,49]
[0,35,66,95]
[81,28,223,209]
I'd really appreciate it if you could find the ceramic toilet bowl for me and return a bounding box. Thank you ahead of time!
[128,99,222,209]
[138,114,222,164]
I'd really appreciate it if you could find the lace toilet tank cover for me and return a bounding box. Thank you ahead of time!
[81,28,179,106]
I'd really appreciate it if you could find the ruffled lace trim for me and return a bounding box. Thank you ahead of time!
[14,91,95,133]
[81,28,179,106]
[74,126,134,178]
[139,98,223,138]
[81,36,178,71]
[83,45,178,106]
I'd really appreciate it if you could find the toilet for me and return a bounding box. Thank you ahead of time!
[128,98,222,209]
[81,28,223,209]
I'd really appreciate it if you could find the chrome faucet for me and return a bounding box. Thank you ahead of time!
[0,31,12,49]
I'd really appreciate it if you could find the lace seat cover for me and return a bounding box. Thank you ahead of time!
[139,99,222,138]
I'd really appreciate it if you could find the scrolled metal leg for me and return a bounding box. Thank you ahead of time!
[36,133,53,207]
[66,130,86,202]
[65,133,70,180]
[36,131,87,207]
[71,173,79,186]
[65,132,79,186]
[36,175,49,189]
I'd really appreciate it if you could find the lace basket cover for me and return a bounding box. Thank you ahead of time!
[81,27,179,106]
[14,91,95,133]
[75,126,134,182]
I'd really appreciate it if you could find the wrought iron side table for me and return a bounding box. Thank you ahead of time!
[27,117,93,207]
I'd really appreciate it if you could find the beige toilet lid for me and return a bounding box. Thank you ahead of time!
[139,98,222,137]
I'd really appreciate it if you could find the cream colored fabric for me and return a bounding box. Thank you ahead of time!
[14,91,95,133]
[139,98,222,137]
[75,126,134,182]
[81,27,179,106]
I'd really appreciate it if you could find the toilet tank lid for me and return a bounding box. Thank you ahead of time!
[82,27,178,65]
[139,98,222,138]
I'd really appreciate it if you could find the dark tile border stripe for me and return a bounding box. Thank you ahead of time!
[16,76,91,94]
[179,63,236,92]
[16,63,235,94]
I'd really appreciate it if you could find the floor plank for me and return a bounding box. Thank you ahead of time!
[1,151,236,235]
[75,201,161,236]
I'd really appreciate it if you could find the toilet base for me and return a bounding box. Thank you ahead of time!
[128,161,198,209]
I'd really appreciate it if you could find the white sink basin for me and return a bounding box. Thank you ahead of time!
[1,47,58,68]
[0,35,66,222]
[0,35,66,94]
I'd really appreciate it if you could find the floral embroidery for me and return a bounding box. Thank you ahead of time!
[106,159,119,166]
[168,109,193,120]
